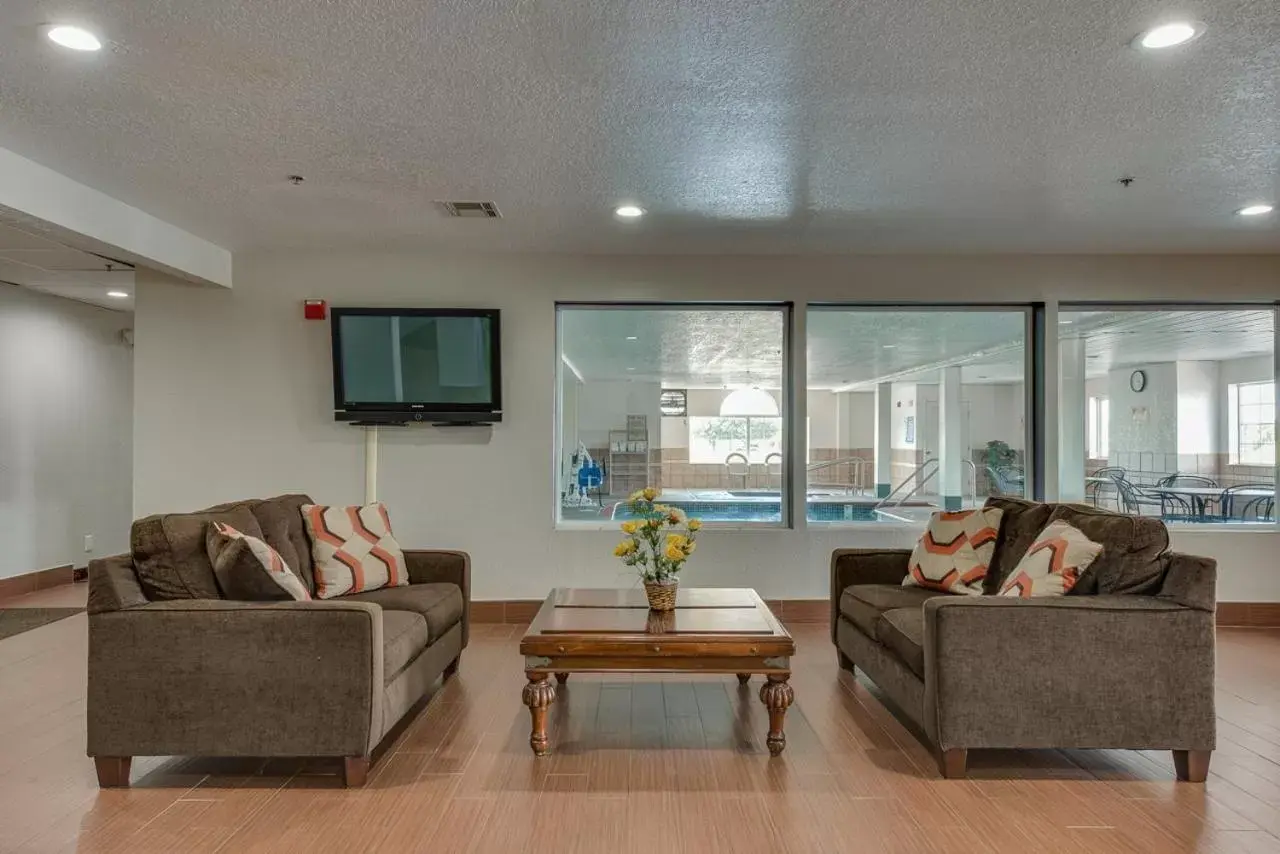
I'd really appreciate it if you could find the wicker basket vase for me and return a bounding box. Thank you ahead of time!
[644,579,679,611]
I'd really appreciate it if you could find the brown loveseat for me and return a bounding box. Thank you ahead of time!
[86,494,469,788]
[831,497,1216,781]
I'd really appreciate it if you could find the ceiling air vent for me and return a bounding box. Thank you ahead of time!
[439,201,501,219]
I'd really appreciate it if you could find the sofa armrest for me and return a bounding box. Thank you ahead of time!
[830,549,911,643]
[921,595,1216,752]
[404,549,470,646]
[88,599,383,759]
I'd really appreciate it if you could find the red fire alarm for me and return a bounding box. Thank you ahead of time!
[303,299,327,320]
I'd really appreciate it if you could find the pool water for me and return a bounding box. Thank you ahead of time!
[612,501,880,523]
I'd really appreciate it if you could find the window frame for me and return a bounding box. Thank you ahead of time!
[1230,380,1276,466]
[1059,301,1279,531]
[554,301,794,530]
[803,303,1039,526]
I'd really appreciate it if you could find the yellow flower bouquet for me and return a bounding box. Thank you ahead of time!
[614,487,701,610]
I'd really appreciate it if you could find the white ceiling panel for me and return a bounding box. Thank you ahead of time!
[0,220,134,311]
[0,1,1278,253]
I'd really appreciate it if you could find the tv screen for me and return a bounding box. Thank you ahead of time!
[331,308,501,422]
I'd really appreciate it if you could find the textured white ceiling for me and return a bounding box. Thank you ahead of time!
[1,1,1279,253]
[0,214,134,311]
[563,306,1273,387]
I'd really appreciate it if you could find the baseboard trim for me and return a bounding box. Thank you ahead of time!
[0,565,75,603]
[471,597,829,624]
[1218,603,1280,628]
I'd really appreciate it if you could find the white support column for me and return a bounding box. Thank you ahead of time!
[874,382,893,498]
[1058,336,1087,502]
[939,367,964,511]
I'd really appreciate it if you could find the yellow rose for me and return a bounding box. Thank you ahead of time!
[666,533,687,550]
[628,489,644,502]
[620,521,639,535]
[614,540,637,557]
[664,543,685,561]
[641,487,659,501]
[687,519,702,532]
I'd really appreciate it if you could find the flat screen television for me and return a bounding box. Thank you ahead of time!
[330,307,501,424]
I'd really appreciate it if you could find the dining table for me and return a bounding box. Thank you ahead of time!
[1143,485,1273,520]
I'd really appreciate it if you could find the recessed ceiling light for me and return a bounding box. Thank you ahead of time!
[106,290,129,299]
[1133,21,1203,50]
[626,336,638,341]
[47,25,102,51]
[1237,204,1275,217]
[614,205,645,218]
[1059,318,1073,324]
[626,367,636,371]
[882,344,897,349]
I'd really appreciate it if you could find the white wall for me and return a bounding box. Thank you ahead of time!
[132,252,1280,602]
[1110,363,1179,457]
[1176,361,1220,455]
[0,285,133,578]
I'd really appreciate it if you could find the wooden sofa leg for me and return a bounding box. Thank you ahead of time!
[1173,749,1211,782]
[94,756,132,788]
[444,656,461,679]
[343,756,370,788]
[938,749,967,779]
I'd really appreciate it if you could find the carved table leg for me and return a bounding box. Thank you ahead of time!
[555,672,569,684]
[759,674,794,757]
[736,673,751,684]
[523,673,556,756]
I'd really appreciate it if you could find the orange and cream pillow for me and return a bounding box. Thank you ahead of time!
[207,522,311,601]
[999,520,1103,598]
[302,502,408,599]
[902,508,1003,596]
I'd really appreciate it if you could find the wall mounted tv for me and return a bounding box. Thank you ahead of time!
[331,308,501,425]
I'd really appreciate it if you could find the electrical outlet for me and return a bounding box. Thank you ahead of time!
[83,534,94,553]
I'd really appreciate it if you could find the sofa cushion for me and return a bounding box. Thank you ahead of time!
[382,610,430,683]
[1048,504,1168,596]
[303,502,409,599]
[131,500,265,600]
[840,584,947,641]
[877,608,925,679]
[341,583,465,643]
[207,522,311,601]
[998,520,1103,598]
[250,494,316,593]
[904,508,1003,596]
[983,496,1055,594]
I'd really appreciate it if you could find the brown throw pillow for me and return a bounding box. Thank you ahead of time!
[207,522,311,601]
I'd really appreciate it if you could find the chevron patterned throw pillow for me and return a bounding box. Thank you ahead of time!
[302,502,408,599]
[902,507,1004,596]
[998,520,1103,598]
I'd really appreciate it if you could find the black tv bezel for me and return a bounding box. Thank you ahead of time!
[330,307,502,421]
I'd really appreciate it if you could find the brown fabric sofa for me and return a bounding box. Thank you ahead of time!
[86,494,469,788]
[830,497,1217,781]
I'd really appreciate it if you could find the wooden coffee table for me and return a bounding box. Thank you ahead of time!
[518,587,796,756]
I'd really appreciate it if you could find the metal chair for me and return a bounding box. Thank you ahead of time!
[1158,474,1218,520]
[1222,484,1276,521]
[1113,477,1170,518]
[985,465,1023,497]
[1087,467,1127,509]
[764,452,783,491]
[725,452,749,490]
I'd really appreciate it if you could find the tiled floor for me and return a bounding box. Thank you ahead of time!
[3,585,1280,852]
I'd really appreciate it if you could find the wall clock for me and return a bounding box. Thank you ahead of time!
[1130,370,1147,393]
